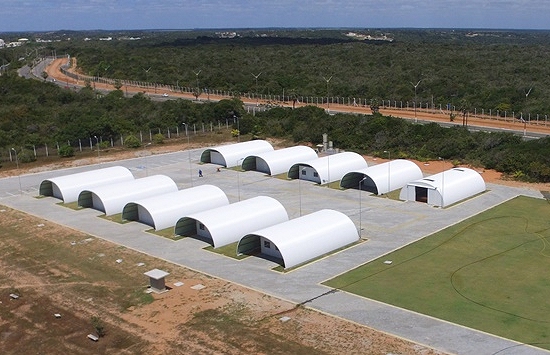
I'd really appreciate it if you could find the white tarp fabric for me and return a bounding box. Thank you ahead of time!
[39,166,134,203]
[174,196,288,248]
[78,175,178,215]
[241,146,318,175]
[122,185,229,230]
[288,151,368,184]
[399,167,486,207]
[200,140,274,167]
[340,159,423,195]
[237,209,359,269]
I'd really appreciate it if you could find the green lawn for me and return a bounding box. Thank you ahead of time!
[324,196,550,350]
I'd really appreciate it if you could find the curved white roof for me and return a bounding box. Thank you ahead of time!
[241,146,318,175]
[122,185,229,231]
[399,167,486,207]
[340,159,423,195]
[78,175,178,215]
[237,209,358,269]
[288,152,368,184]
[174,196,288,248]
[39,166,134,203]
[200,140,273,167]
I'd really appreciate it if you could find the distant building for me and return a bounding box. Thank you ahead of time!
[0,39,5,48]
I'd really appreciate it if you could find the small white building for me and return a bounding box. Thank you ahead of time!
[174,196,288,248]
[39,166,134,203]
[399,167,486,207]
[200,140,273,167]
[241,145,318,176]
[78,175,178,215]
[287,152,368,185]
[340,159,423,195]
[122,185,229,230]
[237,209,359,269]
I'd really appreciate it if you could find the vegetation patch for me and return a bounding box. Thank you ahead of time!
[324,195,550,351]
[203,242,249,260]
[146,227,186,241]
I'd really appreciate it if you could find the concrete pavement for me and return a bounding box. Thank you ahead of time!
[0,149,547,355]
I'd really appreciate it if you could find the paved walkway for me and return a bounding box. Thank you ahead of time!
[0,150,548,355]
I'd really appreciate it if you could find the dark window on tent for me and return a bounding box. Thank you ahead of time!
[199,223,205,230]
[264,240,271,249]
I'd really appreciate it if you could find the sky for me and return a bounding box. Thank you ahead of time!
[0,0,548,32]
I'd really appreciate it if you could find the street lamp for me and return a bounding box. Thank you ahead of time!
[359,176,367,237]
[323,75,333,110]
[237,158,244,201]
[384,150,391,195]
[439,157,445,208]
[182,123,192,186]
[11,148,22,195]
[233,115,240,143]
[298,166,305,216]
[94,135,100,160]
[143,143,152,176]
[410,79,422,123]
[252,72,262,106]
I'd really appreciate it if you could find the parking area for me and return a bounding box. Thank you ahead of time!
[0,148,546,355]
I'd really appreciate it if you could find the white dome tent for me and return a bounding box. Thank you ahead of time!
[340,160,423,195]
[237,209,359,269]
[78,175,178,215]
[174,196,288,248]
[39,166,134,203]
[122,185,229,231]
[399,167,486,207]
[199,140,273,167]
[287,152,368,185]
[241,145,317,176]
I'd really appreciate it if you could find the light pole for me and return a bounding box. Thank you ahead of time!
[233,115,240,143]
[298,166,305,216]
[237,158,244,201]
[193,69,201,88]
[252,72,262,106]
[143,143,152,176]
[182,123,192,186]
[11,148,22,195]
[322,75,332,110]
[359,176,367,237]
[410,79,422,123]
[384,150,391,195]
[439,157,445,208]
[94,135,100,160]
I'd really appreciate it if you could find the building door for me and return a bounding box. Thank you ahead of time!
[415,186,428,203]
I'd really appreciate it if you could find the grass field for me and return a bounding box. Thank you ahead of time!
[324,195,550,350]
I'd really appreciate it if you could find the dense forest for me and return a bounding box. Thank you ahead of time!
[31,28,550,116]
[1,28,550,181]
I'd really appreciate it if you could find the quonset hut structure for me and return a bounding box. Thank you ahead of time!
[77,175,178,215]
[340,160,423,195]
[199,140,273,168]
[241,146,318,176]
[399,167,486,207]
[122,185,229,231]
[39,166,134,203]
[287,152,368,185]
[174,196,288,248]
[237,209,358,269]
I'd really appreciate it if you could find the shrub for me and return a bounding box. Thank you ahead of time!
[58,145,75,157]
[124,134,141,148]
[153,133,165,144]
[18,149,36,163]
